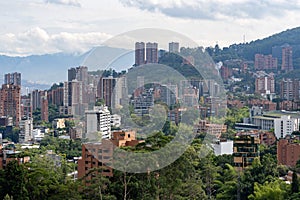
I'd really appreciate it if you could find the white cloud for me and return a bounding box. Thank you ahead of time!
[0,27,112,56]
[119,0,300,20]
[0,0,300,55]
[45,0,81,7]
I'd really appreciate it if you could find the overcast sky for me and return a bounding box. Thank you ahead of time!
[1,0,300,56]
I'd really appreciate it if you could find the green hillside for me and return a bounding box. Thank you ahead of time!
[213,27,300,68]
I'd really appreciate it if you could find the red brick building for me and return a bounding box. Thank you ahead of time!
[78,130,143,180]
[41,96,49,122]
[254,54,277,70]
[259,131,276,146]
[0,84,21,126]
[248,99,276,111]
[48,87,64,107]
[277,138,300,167]
[194,120,227,138]
[281,46,293,72]
[78,140,114,179]
[220,66,232,80]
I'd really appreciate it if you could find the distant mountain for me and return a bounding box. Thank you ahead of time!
[82,46,134,72]
[0,46,134,85]
[3,27,300,86]
[0,53,83,84]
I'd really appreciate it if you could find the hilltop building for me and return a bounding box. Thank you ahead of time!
[281,45,293,72]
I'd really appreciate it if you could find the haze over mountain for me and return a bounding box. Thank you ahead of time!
[0,46,134,87]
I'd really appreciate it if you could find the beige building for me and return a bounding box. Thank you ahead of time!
[52,118,66,129]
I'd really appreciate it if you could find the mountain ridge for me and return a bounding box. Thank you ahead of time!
[0,46,133,85]
[2,27,300,86]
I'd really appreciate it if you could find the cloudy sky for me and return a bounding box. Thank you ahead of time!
[1,0,300,56]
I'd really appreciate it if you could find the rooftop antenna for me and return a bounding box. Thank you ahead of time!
[243,35,246,44]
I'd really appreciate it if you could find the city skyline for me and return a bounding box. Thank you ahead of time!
[0,0,300,56]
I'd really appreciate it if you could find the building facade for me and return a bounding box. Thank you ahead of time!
[41,96,49,122]
[213,139,233,156]
[19,117,33,143]
[0,84,21,126]
[135,42,145,66]
[85,106,112,139]
[194,120,227,138]
[78,130,143,180]
[274,115,300,139]
[169,42,179,53]
[278,138,300,167]
[21,95,32,119]
[254,71,275,97]
[97,76,116,109]
[281,46,293,72]
[4,72,21,86]
[280,78,300,101]
[254,54,278,70]
[146,42,158,64]
[65,66,89,116]
[233,133,260,170]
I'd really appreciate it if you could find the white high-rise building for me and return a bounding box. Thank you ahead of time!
[19,117,33,143]
[85,106,112,140]
[274,115,300,139]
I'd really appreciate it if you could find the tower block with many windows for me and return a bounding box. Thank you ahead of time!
[0,73,22,126]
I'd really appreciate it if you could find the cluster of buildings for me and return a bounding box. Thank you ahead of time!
[253,71,300,104]
[254,45,293,72]
[1,40,299,178]
[223,45,299,109]
[76,41,230,179]
[0,73,49,143]
[254,54,278,70]
[211,130,276,170]
[212,105,300,170]
[135,41,180,66]
[212,45,300,172]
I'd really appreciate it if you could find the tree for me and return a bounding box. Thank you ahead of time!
[292,171,299,194]
[215,164,238,200]
[95,99,105,106]
[248,180,288,200]
[81,169,116,200]
[3,194,13,200]
[162,120,178,136]
[198,151,220,198]
[4,127,20,143]
[4,160,29,200]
